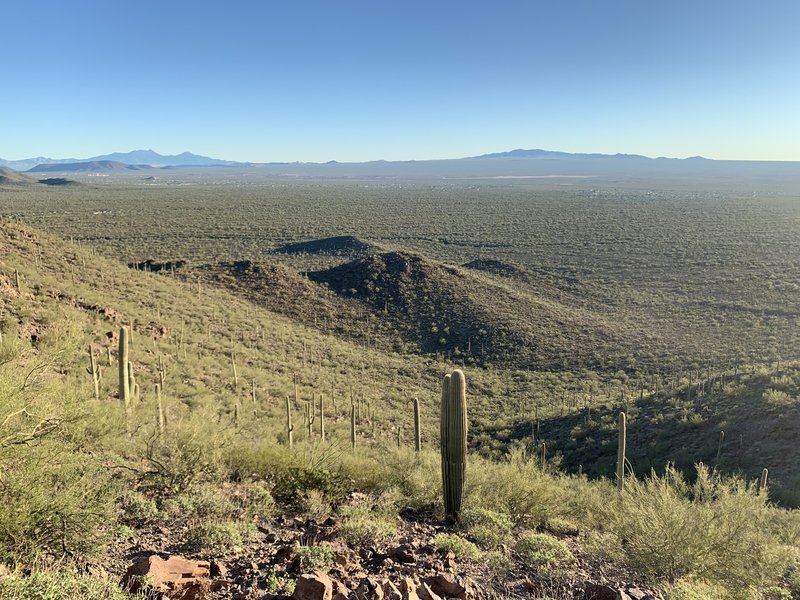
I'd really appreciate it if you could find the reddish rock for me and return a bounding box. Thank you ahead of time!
[293,571,333,600]
[382,579,403,600]
[416,582,443,600]
[400,577,423,600]
[122,555,210,600]
[424,573,469,599]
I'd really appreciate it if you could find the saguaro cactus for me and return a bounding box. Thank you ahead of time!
[319,393,325,442]
[285,396,294,448]
[440,369,467,523]
[350,403,356,449]
[88,345,100,400]
[118,327,130,405]
[412,397,422,453]
[758,468,769,494]
[156,383,165,434]
[617,412,627,493]
[715,430,725,465]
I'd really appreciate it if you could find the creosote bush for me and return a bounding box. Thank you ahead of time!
[459,506,513,548]
[611,464,792,592]
[514,532,576,573]
[183,521,257,555]
[434,533,482,560]
[0,570,139,600]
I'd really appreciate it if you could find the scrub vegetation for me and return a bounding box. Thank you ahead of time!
[0,177,798,598]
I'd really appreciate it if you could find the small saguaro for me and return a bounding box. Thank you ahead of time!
[412,397,422,453]
[88,345,100,400]
[617,412,627,494]
[285,396,294,448]
[118,327,130,406]
[350,403,356,450]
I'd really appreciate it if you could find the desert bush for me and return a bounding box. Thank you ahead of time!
[466,449,566,526]
[119,490,160,525]
[434,533,482,560]
[238,481,276,520]
[138,416,231,495]
[294,543,336,570]
[337,500,397,548]
[459,507,513,548]
[514,532,575,573]
[612,464,788,590]
[0,455,115,566]
[183,521,257,554]
[0,570,138,600]
[482,550,514,580]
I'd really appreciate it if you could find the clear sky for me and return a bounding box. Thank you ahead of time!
[2,0,799,162]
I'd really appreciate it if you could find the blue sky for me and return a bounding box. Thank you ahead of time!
[2,0,799,162]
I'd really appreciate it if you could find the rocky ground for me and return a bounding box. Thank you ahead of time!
[104,490,661,600]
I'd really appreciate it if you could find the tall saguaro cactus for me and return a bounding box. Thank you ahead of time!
[319,393,325,442]
[88,345,100,400]
[412,397,422,453]
[350,403,356,450]
[440,369,467,523]
[617,412,627,494]
[285,396,294,448]
[118,327,130,406]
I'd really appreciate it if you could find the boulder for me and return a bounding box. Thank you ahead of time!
[121,555,210,600]
[293,571,333,600]
[424,573,469,599]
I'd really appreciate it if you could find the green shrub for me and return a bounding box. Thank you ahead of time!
[239,482,276,520]
[338,514,397,548]
[261,569,295,595]
[580,531,625,565]
[119,491,160,525]
[0,457,115,566]
[466,450,566,526]
[460,507,513,548]
[0,570,138,599]
[171,483,236,520]
[663,579,727,600]
[183,521,256,554]
[294,543,336,570]
[434,534,482,560]
[514,532,575,573]
[612,465,787,589]
[483,550,513,579]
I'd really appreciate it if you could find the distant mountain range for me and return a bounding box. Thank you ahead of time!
[0,150,235,171]
[28,160,152,173]
[0,149,798,184]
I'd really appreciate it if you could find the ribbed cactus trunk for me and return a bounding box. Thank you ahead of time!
[128,361,136,402]
[156,383,165,434]
[413,397,422,453]
[350,404,356,450]
[758,468,769,494]
[285,396,294,448]
[440,369,467,523]
[118,327,130,406]
[617,412,627,494]
[88,345,100,400]
[319,393,325,442]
